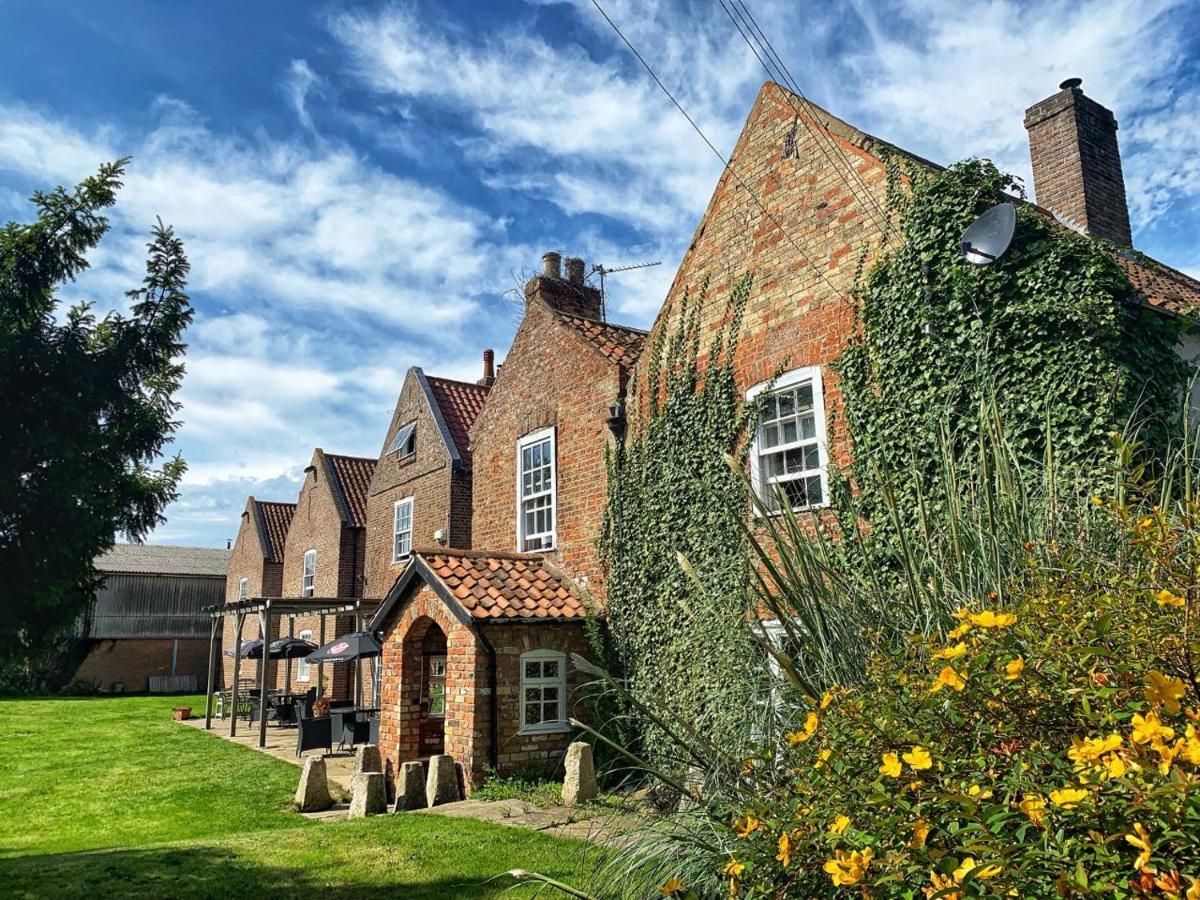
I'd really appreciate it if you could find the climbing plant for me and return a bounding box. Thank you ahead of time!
[838,158,1189,527]
[599,275,764,762]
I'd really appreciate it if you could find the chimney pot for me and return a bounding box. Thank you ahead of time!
[480,348,495,386]
[1059,77,1083,91]
[565,257,585,285]
[541,252,562,279]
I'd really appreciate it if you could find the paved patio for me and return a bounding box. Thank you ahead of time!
[178,713,359,790]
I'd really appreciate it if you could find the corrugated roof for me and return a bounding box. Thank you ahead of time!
[96,544,231,577]
[324,453,376,528]
[556,314,648,369]
[256,500,294,563]
[426,376,490,465]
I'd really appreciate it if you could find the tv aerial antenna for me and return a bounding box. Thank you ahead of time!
[590,260,662,320]
[960,202,1016,265]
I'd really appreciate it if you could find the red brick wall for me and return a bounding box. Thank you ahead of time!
[470,299,620,600]
[364,370,466,601]
[75,638,210,692]
[222,502,283,689]
[376,582,592,792]
[632,83,895,486]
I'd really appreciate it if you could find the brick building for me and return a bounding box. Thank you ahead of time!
[221,497,293,688]
[363,363,491,602]
[76,544,229,692]
[371,253,647,788]
[635,79,1200,532]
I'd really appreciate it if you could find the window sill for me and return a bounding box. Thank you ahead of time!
[518,722,571,736]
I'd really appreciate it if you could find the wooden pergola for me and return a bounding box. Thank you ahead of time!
[202,597,373,748]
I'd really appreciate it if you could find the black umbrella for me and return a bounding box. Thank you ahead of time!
[269,637,318,660]
[305,631,382,663]
[223,639,264,659]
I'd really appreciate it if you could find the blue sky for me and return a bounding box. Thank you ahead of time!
[1,0,1197,547]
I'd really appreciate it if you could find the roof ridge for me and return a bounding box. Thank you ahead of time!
[425,374,492,391]
[322,452,377,464]
[555,311,649,334]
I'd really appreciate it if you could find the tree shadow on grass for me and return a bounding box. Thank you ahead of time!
[0,844,536,899]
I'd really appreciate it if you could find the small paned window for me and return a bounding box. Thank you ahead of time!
[517,427,556,551]
[387,422,416,458]
[393,497,414,562]
[748,367,829,513]
[519,650,567,733]
[301,549,316,597]
[238,577,248,600]
[296,629,313,682]
[426,655,446,718]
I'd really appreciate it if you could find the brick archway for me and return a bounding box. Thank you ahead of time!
[397,616,446,761]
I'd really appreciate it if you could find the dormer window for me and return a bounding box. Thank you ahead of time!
[387,421,416,459]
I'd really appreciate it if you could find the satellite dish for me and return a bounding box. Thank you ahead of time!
[960,202,1016,265]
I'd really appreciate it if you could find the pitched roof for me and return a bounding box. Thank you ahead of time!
[323,453,376,528]
[556,314,649,369]
[96,543,231,577]
[255,500,294,563]
[371,549,588,628]
[425,376,490,465]
[1113,252,1200,317]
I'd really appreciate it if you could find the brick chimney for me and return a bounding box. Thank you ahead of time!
[479,348,495,386]
[1024,78,1132,246]
[525,250,602,320]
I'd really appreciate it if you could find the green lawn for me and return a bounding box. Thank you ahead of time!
[0,694,593,898]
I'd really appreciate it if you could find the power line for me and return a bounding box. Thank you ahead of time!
[717,0,896,241]
[589,0,854,308]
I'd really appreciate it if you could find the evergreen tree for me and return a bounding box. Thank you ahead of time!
[0,160,193,683]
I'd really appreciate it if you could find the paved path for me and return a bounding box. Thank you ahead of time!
[178,714,358,790]
[179,716,637,842]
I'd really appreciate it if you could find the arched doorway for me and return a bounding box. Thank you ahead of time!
[400,617,447,759]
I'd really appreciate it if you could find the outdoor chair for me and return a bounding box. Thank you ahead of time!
[337,711,372,752]
[295,714,332,757]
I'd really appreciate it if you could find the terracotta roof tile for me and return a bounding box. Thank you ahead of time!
[556,314,648,369]
[324,453,376,528]
[425,376,490,465]
[417,549,587,620]
[256,501,294,563]
[1113,252,1200,317]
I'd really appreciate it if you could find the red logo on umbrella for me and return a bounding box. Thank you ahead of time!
[331,642,350,654]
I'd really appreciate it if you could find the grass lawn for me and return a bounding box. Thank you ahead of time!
[0,694,595,898]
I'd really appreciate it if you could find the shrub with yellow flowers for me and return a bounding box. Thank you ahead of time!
[713,499,1200,897]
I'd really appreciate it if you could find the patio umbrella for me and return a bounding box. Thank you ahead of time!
[222,639,264,659]
[268,637,318,660]
[305,632,383,707]
[304,631,382,663]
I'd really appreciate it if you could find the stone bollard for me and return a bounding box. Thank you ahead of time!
[354,744,382,776]
[348,771,386,818]
[562,741,598,806]
[426,754,461,807]
[392,760,426,812]
[294,756,333,812]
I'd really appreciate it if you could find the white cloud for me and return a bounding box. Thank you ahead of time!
[285,59,324,133]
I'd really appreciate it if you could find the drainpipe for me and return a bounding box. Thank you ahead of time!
[475,625,499,772]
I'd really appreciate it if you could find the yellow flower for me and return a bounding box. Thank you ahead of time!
[820,689,836,709]
[953,858,1002,882]
[967,784,993,799]
[776,831,791,868]
[1146,670,1188,715]
[1091,495,1104,507]
[828,814,851,836]
[1019,794,1046,828]
[925,872,959,900]
[932,642,967,660]
[1126,822,1153,871]
[931,666,967,693]
[1182,725,1200,766]
[1049,787,1088,808]
[1131,711,1175,745]
[659,876,686,896]
[947,622,972,640]
[1187,877,1200,900]
[1157,589,1186,608]
[786,712,820,746]
[879,752,902,778]
[734,815,760,839]
[1004,657,1025,680]
[823,848,873,887]
[910,818,930,849]
[723,859,745,877]
[903,746,932,770]
[969,610,1016,629]
[814,748,832,769]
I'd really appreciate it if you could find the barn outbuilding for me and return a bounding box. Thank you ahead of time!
[74,544,230,693]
